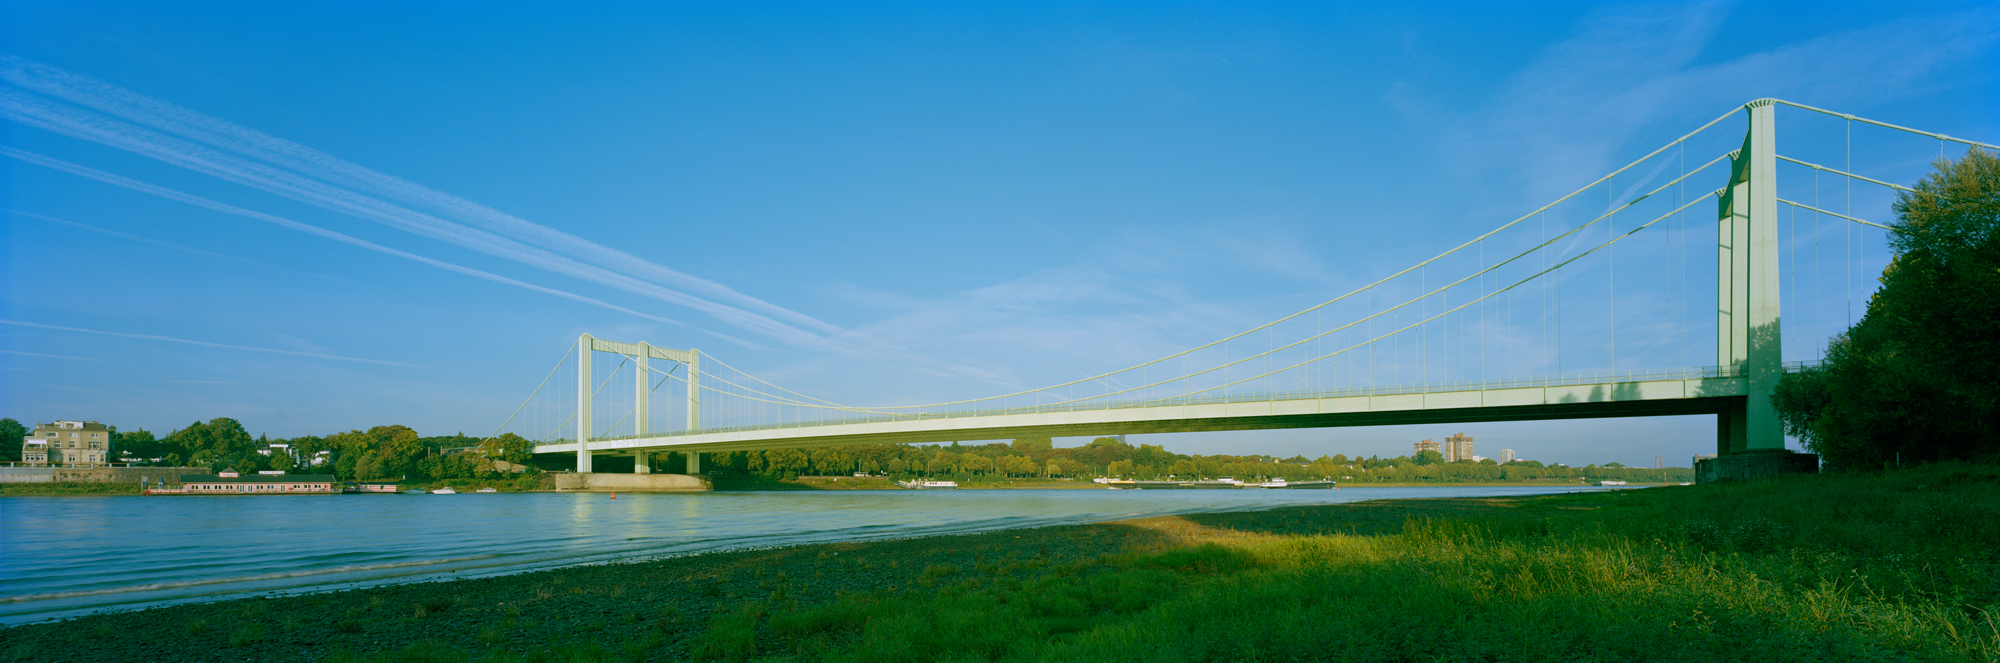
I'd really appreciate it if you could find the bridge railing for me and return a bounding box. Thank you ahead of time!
[565,364,1764,445]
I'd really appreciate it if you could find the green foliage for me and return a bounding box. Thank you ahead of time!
[112,427,161,462]
[1774,149,2000,469]
[0,418,24,462]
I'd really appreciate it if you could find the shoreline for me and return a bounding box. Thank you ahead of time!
[5,464,1992,662]
[0,496,1525,660]
[0,477,1636,497]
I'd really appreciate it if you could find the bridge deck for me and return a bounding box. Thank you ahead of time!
[537,369,1750,456]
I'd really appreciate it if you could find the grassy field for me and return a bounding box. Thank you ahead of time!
[6,463,1995,662]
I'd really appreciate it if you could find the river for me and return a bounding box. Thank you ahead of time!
[0,485,1615,624]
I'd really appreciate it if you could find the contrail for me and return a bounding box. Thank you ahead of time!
[0,60,836,347]
[0,349,108,362]
[0,146,693,331]
[0,319,417,366]
[0,55,844,341]
[3,207,274,267]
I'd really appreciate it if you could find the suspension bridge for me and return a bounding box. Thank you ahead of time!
[489,99,1993,476]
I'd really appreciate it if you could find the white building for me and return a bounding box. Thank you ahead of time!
[1499,449,1516,463]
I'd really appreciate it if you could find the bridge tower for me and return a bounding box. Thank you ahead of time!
[576,334,700,474]
[1715,99,1784,456]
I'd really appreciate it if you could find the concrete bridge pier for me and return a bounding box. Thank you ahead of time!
[633,450,650,474]
[1700,100,1817,482]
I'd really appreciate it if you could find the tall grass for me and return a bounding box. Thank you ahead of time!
[688,462,2000,662]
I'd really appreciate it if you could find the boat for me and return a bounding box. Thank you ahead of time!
[432,487,457,494]
[1597,480,1628,486]
[476,487,498,493]
[401,489,426,494]
[895,480,959,489]
[1266,480,1337,489]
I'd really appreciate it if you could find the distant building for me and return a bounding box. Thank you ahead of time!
[1415,439,1441,456]
[1499,449,1516,464]
[1444,433,1474,462]
[22,420,111,466]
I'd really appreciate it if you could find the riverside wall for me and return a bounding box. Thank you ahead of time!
[0,466,209,484]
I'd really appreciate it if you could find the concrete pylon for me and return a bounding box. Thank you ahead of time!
[577,333,594,473]
[1715,99,1785,455]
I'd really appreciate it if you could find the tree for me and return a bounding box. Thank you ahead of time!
[112,428,161,463]
[0,418,25,462]
[1773,149,2000,468]
[1010,438,1053,454]
[1412,449,1444,466]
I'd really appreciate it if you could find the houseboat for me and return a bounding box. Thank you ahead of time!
[895,480,959,489]
[144,469,336,495]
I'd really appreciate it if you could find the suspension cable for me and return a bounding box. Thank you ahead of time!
[1161,190,1722,402]
[804,105,1750,411]
[1771,99,1998,150]
[483,343,575,442]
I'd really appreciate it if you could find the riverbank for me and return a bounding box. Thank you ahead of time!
[710,475,1624,491]
[705,474,1102,491]
[0,481,142,496]
[5,462,1994,662]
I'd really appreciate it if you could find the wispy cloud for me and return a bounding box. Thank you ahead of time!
[0,319,417,366]
[0,147,701,333]
[3,208,275,267]
[0,349,107,362]
[1406,3,1998,205]
[0,55,841,346]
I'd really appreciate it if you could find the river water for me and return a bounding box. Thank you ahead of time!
[0,485,1614,624]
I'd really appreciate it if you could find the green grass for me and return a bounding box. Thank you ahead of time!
[10,463,1995,662]
[0,481,142,496]
[681,463,2000,662]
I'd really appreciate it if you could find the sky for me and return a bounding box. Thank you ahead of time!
[2,1,1994,467]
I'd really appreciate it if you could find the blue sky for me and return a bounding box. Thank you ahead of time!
[3,1,1994,466]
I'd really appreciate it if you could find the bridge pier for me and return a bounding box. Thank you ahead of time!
[1700,101,1815,482]
[577,334,595,473]
[634,450,650,474]
[686,451,700,474]
[1717,100,1787,455]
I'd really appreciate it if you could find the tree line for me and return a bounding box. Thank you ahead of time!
[1772,149,1998,469]
[0,416,537,482]
[660,437,1689,484]
[1,415,1683,484]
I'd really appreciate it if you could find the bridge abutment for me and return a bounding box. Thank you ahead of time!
[554,473,709,492]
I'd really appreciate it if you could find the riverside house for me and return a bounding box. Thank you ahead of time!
[150,468,337,495]
[21,420,112,466]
